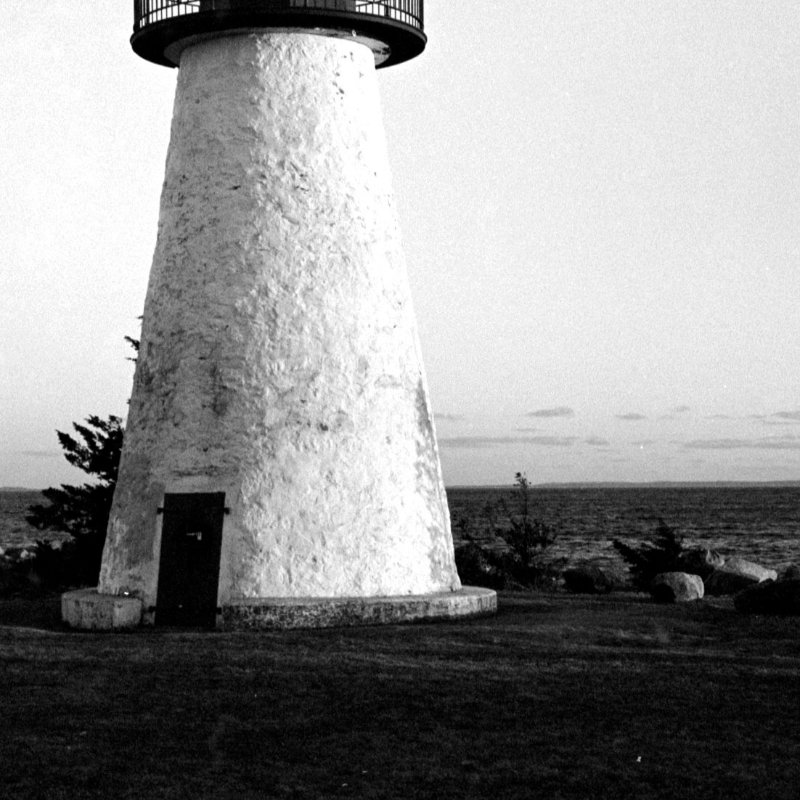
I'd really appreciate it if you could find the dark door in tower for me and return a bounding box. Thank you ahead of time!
[155,492,225,627]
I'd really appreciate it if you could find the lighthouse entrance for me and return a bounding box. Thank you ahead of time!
[155,493,226,627]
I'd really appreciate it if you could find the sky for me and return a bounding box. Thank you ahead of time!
[2,1,800,489]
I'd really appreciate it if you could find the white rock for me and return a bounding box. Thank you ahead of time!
[705,557,777,596]
[719,557,777,582]
[651,572,704,603]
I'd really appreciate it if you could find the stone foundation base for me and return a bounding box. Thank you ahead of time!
[61,587,496,630]
[62,589,144,630]
[220,587,497,630]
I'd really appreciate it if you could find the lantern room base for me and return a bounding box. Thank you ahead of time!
[61,587,497,631]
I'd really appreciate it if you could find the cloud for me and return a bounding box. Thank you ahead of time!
[616,413,647,421]
[661,405,691,419]
[684,437,800,451]
[772,410,800,422]
[525,406,575,419]
[437,437,496,449]
[434,413,465,422]
[438,435,578,449]
[747,411,800,426]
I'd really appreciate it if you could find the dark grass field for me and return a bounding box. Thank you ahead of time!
[2,593,799,800]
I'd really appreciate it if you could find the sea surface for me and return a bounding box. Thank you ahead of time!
[446,485,800,572]
[2,486,799,571]
[0,490,66,552]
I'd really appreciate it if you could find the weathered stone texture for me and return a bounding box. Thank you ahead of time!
[220,587,498,630]
[62,589,143,630]
[704,557,778,596]
[669,547,725,580]
[651,572,704,603]
[99,33,460,608]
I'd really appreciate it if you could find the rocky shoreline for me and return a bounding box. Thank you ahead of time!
[563,548,800,614]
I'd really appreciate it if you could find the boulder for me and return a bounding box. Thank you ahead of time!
[562,562,621,594]
[669,548,725,579]
[704,557,777,596]
[734,579,800,616]
[651,572,704,603]
[705,569,759,595]
[723,557,777,582]
[777,564,800,582]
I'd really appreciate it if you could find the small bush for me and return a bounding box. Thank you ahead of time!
[492,473,559,587]
[612,518,685,590]
[455,472,560,590]
[0,559,28,598]
[0,540,84,598]
[453,541,507,590]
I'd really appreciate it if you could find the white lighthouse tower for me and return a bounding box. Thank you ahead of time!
[62,1,495,629]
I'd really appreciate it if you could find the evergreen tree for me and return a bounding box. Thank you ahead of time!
[26,415,124,587]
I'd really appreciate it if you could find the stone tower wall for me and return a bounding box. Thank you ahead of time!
[98,33,460,607]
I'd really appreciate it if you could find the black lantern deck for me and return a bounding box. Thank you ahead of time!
[132,0,426,68]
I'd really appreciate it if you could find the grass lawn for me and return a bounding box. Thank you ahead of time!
[1,592,799,800]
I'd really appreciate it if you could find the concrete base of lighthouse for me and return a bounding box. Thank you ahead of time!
[62,589,144,631]
[62,587,497,630]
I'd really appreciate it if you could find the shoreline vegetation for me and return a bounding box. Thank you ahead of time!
[4,483,800,590]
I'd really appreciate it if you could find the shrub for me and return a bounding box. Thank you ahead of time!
[612,518,685,590]
[0,556,31,598]
[492,472,559,586]
[454,472,560,590]
[0,542,71,598]
[453,541,507,590]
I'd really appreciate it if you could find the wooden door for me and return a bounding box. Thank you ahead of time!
[155,492,225,627]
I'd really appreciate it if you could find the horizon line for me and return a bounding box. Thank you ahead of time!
[4,479,800,493]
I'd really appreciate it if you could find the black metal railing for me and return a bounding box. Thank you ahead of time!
[133,1,423,35]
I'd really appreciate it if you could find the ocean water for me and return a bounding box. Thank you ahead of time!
[0,490,66,551]
[2,486,799,571]
[446,485,800,572]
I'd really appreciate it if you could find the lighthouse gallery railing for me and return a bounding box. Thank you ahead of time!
[134,1,424,34]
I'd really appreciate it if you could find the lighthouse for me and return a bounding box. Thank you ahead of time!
[62,1,496,629]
